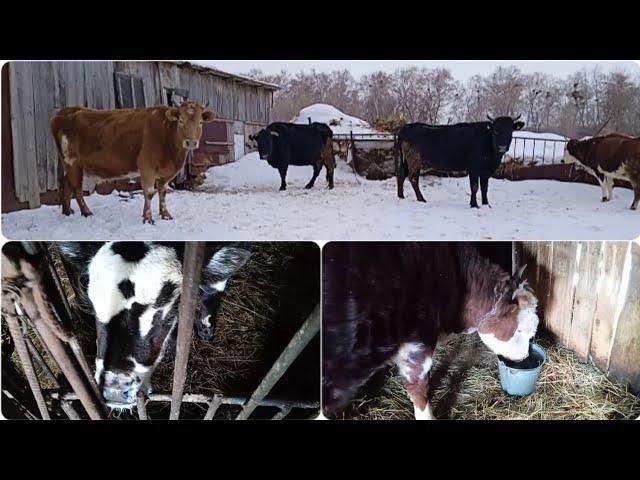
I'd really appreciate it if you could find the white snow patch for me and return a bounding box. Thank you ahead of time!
[291,103,388,137]
[2,152,638,241]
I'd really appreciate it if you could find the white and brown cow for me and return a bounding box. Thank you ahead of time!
[322,242,539,420]
[562,134,640,210]
[58,241,251,409]
[51,102,215,224]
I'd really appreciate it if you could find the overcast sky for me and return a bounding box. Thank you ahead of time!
[193,60,639,82]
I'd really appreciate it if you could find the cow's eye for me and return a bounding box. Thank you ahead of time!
[179,119,184,125]
[199,121,203,125]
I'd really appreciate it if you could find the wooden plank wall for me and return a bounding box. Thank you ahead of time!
[522,241,640,392]
[7,61,272,209]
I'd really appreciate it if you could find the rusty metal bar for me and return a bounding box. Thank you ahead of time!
[271,406,292,420]
[170,242,206,420]
[4,312,50,419]
[236,304,320,420]
[137,392,148,420]
[56,392,318,411]
[203,395,223,420]
[30,315,105,419]
[61,401,81,420]
[23,329,59,388]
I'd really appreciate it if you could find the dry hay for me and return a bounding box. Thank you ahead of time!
[339,333,640,420]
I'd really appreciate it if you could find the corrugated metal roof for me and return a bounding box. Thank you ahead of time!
[168,61,280,90]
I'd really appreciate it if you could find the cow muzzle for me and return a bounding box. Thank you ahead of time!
[102,371,141,408]
[183,139,200,150]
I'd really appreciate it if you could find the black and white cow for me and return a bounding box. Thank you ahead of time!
[58,241,251,409]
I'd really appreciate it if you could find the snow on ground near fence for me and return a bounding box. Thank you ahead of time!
[508,131,568,164]
[3,152,637,241]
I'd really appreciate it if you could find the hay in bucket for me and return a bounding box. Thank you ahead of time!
[338,332,640,420]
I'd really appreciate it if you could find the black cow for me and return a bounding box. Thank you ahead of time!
[251,122,335,191]
[396,115,525,208]
[58,241,252,409]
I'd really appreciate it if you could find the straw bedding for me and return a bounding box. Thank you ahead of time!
[338,332,640,420]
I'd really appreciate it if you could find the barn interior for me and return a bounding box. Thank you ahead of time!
[1,241,320,420]
[335,241,640,420]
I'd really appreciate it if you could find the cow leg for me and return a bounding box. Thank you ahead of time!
[141,175,156,224]
[480,175,491,206]
[157,179,173,220]
[469,174,480,208]
[60,174,75,216]
[409,171,426,203]
[278,165,288,191]
[394,342,434,420]
[397,159,407,199]
[68,166,93,217]
[305,163,322,189]
[630,181,640,210]
[596,174,608,201]
[605,176,615,201]
[322,142,335,189]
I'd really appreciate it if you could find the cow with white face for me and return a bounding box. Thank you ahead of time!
[59,242,251,409]
[322,242,539,420]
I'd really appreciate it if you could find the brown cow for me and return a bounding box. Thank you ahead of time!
[562,134,640,210]
[51,102,215,223]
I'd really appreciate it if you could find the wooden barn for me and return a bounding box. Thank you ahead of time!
[1,61,278,213]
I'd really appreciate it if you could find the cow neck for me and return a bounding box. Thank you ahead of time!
[459,250,513,331]
[164,123,188,167]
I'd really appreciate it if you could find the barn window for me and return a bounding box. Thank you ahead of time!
[114,72,146,108]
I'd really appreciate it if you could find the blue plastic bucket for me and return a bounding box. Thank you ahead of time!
[497,343,546,396]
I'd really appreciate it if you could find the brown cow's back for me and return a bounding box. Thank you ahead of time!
[51,106,179,179]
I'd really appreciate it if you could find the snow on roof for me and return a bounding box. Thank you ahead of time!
[170,61,280,90]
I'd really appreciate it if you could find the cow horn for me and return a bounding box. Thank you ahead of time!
[203,100,210,108]
[270,131,280,137]
[486,114,494,122]
[513,114,522,121]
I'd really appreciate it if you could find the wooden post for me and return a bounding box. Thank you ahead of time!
[170,242,206,420]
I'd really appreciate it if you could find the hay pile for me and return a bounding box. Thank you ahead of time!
[340,333,640,420]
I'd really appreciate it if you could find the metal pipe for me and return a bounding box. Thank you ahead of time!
[271,406,292,420]
[61,401,81,420]
[236,304,320,420]
[4,312,50,419]
[57,392,319,411]
[170,242,206,420]
[137,392,148,420]
[203,395,223,420]
[30,312,105,419]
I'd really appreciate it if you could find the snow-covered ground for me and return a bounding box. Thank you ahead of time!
[3,152,638,241]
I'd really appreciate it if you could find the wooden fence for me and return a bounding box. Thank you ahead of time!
[521,241,640,392]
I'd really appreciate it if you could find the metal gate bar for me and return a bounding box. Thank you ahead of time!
[170,242,206,420]
[236,304,320,420]
[55,392,319,419]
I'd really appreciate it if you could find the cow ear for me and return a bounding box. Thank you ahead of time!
[514,121,525,130]
[165,108,180,122]
[202,110,215,123]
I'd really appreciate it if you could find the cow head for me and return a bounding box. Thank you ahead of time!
[256,128,280,160]
[89,243,183,408]
[561,139,581,164]
[486,114,525,155]
[165,101,215,151]
[476,265,539,361]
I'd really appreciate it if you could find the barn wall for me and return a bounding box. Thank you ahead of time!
[522,241,640,392]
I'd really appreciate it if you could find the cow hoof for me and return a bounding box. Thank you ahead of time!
[81,210,93,217]
[328,184,334,190]
[161,213,173,220]
[62,208,74,216]
[279,187,286,191]
[470,204,480,209]
[142,218,155,225]
[602,197,609,202]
